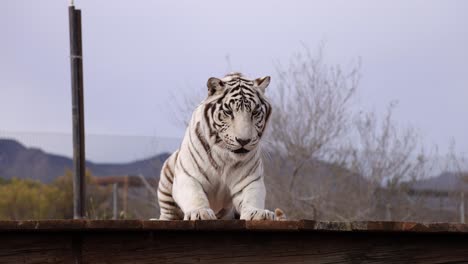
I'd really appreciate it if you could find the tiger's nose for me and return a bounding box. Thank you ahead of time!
[236,137,251,146]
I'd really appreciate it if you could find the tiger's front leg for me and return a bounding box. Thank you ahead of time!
[232,176,277,220]
[172,172,217,220]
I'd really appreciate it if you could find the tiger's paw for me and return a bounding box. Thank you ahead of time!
[184,208,217,220]
[274,208,287,221]
[240,208,276,220]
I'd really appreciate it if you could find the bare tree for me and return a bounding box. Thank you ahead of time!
[161,45,464,222]
[167,88,204,128]
[349,102,430,187]
[268,46,360,193]
[264,47,437,221]
[445,140,468,183]
[345,102,437,221]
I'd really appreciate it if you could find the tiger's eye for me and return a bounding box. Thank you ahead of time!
[252,106,261,116]
[224,109,233,116]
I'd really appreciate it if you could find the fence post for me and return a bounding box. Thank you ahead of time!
[385,203,392,221]
[460,192,465,224]
[113,183,118,220]
[122,176,129,219]
[69,3,86,219]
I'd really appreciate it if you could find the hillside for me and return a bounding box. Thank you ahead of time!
[410,171,468,192]
[2,138,467,191]
[0,139,169,183]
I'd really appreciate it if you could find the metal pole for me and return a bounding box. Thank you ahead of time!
[123,176,128,219]
[385,203,392,221]
[460,192,465,224]
[113,183,118,220]
[69,4,86,219]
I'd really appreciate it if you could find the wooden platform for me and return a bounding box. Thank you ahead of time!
[1,220,468,263]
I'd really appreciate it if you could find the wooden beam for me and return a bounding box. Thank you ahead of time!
[92,175,158,187]
[1,220,468,263]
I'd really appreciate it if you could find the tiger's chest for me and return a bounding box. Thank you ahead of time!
[204,180,232,214]
[203,160,246,214]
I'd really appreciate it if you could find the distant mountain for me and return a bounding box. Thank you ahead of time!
[2,138,467,192]
[410,171,468,192]
[0,139,169,183]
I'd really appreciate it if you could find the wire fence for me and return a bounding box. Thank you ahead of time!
[0,131,467,221]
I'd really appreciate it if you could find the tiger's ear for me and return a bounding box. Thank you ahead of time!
[207,77,225,96]
[254,76,271,93]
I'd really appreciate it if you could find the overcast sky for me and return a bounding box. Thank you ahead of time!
[1,0,467,162]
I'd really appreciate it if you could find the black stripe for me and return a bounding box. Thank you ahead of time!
[239,77,253,83]
[189,130,204,162]
[163,211,179,216]
[165,164,174,178]
[226,160,244,179]
[179,160,209,196]
[231,173,263,200]
[231,167,262,200]
[188,143,211,184]
[238,201,243,211]
[239,158,260,183]
[216,88,231,104]
[240,87,255,96]
[231,189,243,200]
[213,119,223,129]
[161,212,180,219]
[246,97,256,105]
[195,122,219,170]
[229,92,243,98]
[210,103,216,122]
[230,86,241,93]
[203,103,213,132]
[160,199,177,207]
[158,180,171,192]
[251,211,258,219]
[158,189,172,198]
[233,160,243,169]
[255,91,271,120]
[164,166,174,184]
[160,205,176,211]
[241,175,262,191]
[256,92,271,135]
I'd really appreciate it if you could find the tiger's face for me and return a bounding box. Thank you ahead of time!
[204,73,271,155]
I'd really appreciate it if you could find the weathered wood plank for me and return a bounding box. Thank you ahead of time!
[2,220,468,233]
[0,233,74,264]
[1,220,468,264]
[92,232,468,264]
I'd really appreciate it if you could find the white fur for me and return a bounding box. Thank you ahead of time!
[157,74,278,220]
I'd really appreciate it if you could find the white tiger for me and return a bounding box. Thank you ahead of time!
[157,73,285,220]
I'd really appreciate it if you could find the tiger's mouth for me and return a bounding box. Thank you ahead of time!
[232,148,250,154]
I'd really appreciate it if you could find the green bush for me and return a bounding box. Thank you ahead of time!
[0,170,113,220]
